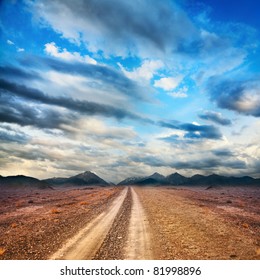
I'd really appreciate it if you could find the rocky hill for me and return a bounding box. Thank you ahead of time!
[0,175,51,190]
[44,171,109,187]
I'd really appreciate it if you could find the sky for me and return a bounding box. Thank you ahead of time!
[0,0,260,183]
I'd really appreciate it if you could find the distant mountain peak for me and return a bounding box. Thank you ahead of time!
[151,172,162,176]
[83,170,93,175]
[149,172,165,180]
[44,171,109,186]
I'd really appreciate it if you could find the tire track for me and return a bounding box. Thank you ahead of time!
[49,188,128,260]
[94,187,132,259]
[124,187,153,259]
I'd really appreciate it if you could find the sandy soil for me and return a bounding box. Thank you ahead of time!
[0,185,259,260]
[0,186,121,259]
[135,186,260,260]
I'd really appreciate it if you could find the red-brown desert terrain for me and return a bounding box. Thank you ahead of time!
[0,185,259,260]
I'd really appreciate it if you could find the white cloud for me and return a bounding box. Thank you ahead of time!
[6,40,25,52]
[119,59,163,82]
[168,86,188,98]
[7,39,14,45]
[154,76,183,91]
[44,42,97,64]
[43,70,86,87]
[236,86,260,113]
[70,118,137,140]
[169,92,188,98]
[194,47,246,85]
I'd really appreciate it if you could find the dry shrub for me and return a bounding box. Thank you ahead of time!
[237,201,245,208]
[50,208,60,214]
[0,248,6,256]
[11,223,17,228]
[15,201,23,208]
[79,201,88,206]
[242,223,249,228]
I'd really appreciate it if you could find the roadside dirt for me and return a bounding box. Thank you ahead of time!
[135,186,260,260]
[0,186,122,259]
[0,185,259,260]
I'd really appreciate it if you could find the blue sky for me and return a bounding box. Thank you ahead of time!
[0,0,260,182]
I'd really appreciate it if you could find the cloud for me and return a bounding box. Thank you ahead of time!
[0,78,151,126]
[6,39,25,53]
[7,39,14,45]
[212,148,234,157]
[168,86,188,98]
[159,120,222,140]
[159,134,180,143]
[27,0,198,57]
[198,111,232,125]
[0,126,29,144]
[0,91,76,130]
[44,42,97,64]
[118,59,163,82]
[65,118,137,141]
[0,71,222,139]
[168,92,188,99]
[154,76,183,91]
[0,144,51,162]
[171,158,247,170]
[129,154,246,171]
[208,76,260,117]
[25,56,150,102]
[0,65,41,81]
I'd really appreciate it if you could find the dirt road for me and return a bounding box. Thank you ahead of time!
[49,186,259,260]
[1,186,259,259]
[50,188,128,260]
[50,187,152,260]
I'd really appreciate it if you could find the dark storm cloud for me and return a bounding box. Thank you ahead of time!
[0,145,50,162]
[207,76,260,117]
[30,0,198,55]
[130,155,246,170]
[0,78,152,126]
[212,149,234,157]
[1,78,220,137]
[130,155,165,167]
[22,56,149,101]
[0,77,225,143]
[198,111,232,126]
[159,120,222,140]
[0,65,41,81]
[0,129,29,144]
[171,158,246,170]
[0,90,76,129]
[29,0,239,60]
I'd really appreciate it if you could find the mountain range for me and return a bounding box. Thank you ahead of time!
[118,172,260,186]
[0,171,259,190]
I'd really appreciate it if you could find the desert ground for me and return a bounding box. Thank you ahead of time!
[0,185,259,260]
